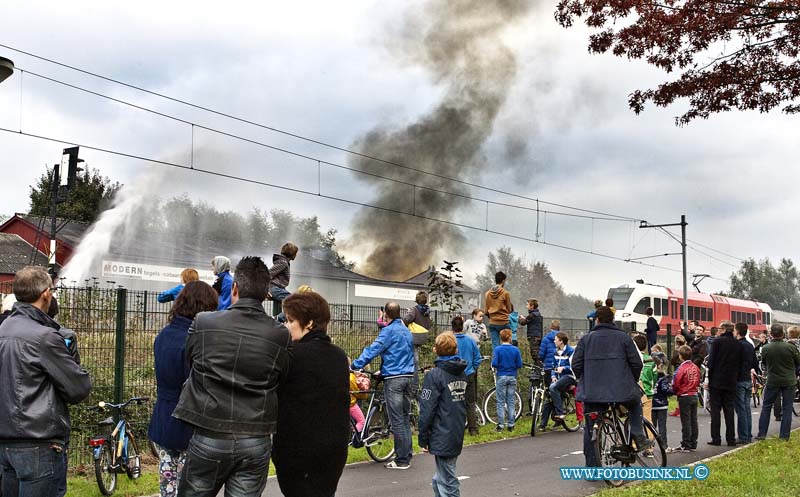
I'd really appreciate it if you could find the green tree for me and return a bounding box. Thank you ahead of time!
[29,166,121,223]
[476,246,593,318]
[730,257,800,312]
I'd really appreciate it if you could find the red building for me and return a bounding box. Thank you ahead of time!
[0,214,87,282]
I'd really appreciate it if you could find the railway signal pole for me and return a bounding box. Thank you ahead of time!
[639,215,688,332]
[48,147,84,277]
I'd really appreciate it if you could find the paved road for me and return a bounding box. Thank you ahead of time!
[327,406,799,497]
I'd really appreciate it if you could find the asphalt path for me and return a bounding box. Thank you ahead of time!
[325,405,798,497]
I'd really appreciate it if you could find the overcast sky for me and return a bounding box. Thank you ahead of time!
[1,0,797,301]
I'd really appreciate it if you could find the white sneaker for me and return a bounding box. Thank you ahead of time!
[385,461,411,470]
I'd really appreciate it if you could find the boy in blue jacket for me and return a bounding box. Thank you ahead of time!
[419,332,467,497]
[492,328,523,431]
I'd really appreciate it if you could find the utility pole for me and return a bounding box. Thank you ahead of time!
[48,147,83,277]
[639,215,688,329]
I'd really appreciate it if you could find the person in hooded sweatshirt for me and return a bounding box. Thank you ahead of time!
[404,291,434,393]
[485,271,513,350]
[418,331,467,497]
[210,256,233,310]
[269,242,299,321]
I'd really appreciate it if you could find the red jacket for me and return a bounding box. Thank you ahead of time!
[672,360,700,397]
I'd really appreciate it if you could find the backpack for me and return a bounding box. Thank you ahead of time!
[406,306,431,346]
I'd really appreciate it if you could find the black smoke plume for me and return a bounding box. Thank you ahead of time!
[349,0,533,281]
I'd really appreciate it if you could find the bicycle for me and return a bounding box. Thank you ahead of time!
[529,364,580,436]
[482,357,523,425]
[87,397,149,496]
[590,401,667,487]
[698,358,711,414]
[349,371,396,463]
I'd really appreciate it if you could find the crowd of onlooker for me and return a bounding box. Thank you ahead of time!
[1,259,798,497]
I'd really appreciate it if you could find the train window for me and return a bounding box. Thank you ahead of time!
[765,312,771,325]
[634,297,650,315]
[749,313,755,325]
[672,301,677,319]
[732,311,739,323]
[688,306,694,320]
[700,308,707,321]
[662,299,668,317]
[708,309,713,323]
[680,305,684,319]
[654,298,661,315]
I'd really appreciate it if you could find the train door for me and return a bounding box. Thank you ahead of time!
[756,309,762,327]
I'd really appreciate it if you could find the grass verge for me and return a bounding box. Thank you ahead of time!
[596,430,800,497]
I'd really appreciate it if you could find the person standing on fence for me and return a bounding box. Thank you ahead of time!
[404,291,433,395]
[272,291,350,497]
[210,256,233,311]
[269,242,299,322]
[485,272,513,349]
[0,266,92,497]
[453,315,481,436]
[149,281,219,497]
[518,299,543,364]
[173,257,291,497]
[352,302,416,470]
[157,268,200,304]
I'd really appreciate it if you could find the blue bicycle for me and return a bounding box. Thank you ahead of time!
[88,397,149,496]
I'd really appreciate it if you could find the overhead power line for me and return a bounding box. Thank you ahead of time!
[0,43,641,222]
[0,126,687,275]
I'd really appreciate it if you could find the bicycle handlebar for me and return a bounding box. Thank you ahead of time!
[88,397,150,411]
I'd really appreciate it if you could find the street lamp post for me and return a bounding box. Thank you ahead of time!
[0,56,14,83]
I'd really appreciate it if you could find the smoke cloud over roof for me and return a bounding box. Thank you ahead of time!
[348,0,534,281]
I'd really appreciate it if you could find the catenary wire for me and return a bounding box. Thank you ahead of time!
[0,125,689,275]
[14,66,632,224]
[0,43,641,221]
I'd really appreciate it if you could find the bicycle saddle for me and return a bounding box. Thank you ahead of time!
[98,416,115,426]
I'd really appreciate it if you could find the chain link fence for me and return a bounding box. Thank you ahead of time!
[0,283,589,467]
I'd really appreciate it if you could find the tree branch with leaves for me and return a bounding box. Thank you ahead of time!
[555,0,800,125]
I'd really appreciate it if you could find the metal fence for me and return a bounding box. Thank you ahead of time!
[0,284,589,467]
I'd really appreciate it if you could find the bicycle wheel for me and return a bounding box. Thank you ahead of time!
[513,391,523,421]
[483,387,499,425]
[560,393,581,432]
[125,434,141,480]
[593,417,626,487]
[635,418,667,468]
[94,443,117,496]
[530,389,543,437]
[475,404,487,426]
[365,406,395,462]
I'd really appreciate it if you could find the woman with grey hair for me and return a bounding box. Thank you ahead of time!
[210,256,232,310]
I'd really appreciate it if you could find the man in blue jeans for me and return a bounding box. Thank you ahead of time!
[0,266,91,497]
[485,272,513,349]
[734,322,758,444]
[572,307,653,467]
[352,302,415,469]
[173,257,292,497]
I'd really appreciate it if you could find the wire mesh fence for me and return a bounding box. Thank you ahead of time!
[0,283,590,467]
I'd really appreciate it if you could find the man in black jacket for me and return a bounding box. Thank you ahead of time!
[573,307,652,467]
[706,321,742,446]
[174,256,292,497]
[0,266,91,497]
[519,298,543,363]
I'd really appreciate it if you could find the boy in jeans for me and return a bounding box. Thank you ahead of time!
[418,332,467,497]
[491,329,522,432]
[669,345,701,452]
[651,352,671,448]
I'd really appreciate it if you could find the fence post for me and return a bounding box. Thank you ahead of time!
[666,323,673,374]
[142,291,148,330]
[114,288,128,405]
[349,304,353,328]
